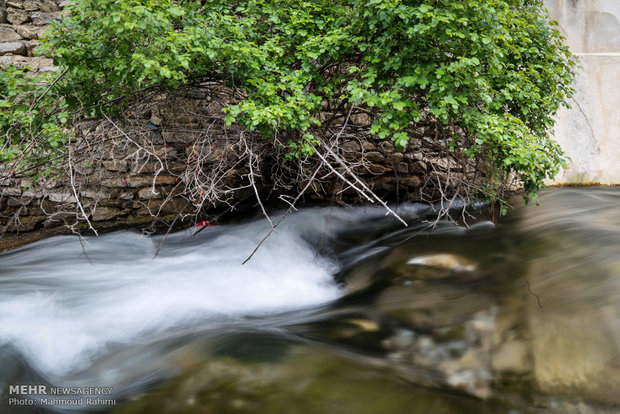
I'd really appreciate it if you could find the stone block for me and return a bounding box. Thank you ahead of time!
[47,191,76,203]
[138,187,160,199]
[162,131,195,143]
[31,11,58,25]
[6,2,23,9]
[361,141,377,151]
[7,196,28,206]
[23,0,39,11]
[368,164,385,174]
[91,206,121,221]
[149,197,186,215]
[13,24,37,39]
[0,40,25,55]
[154,175,178,185]
[102,178,123,188]
[38,0,58,12]
[0,26,21,41]
[103,159,128,172]
[340,140,361,152]
[22,189,43,198]
[38,64,57,72]
[7,9,29,25]
[1,187,21,196]
[402,176,422,188]
[365,151,384,163]
[379,140,394,154]
[119,191,134,200]
[411,160,427,173]
[396,161,409,174]
[22,38,37,55]
[14,215,45,231]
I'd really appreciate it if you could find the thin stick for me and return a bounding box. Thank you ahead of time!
[526,280,543,308]
[315,139,408,227]
[246,139,274,229]
[153,201,190,258]
[312,148,374,203]
[30,68,68,110]
[242,161,323,265]
[67,144,98,236]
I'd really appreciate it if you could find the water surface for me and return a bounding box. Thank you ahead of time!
[1,188,619,413]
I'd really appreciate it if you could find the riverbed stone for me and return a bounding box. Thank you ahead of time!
[377,284,494,329]
[492,340,530,374]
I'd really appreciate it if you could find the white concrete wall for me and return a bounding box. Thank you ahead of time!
[544,0,620,185]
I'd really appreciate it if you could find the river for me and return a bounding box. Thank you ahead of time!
[1,187,619,413]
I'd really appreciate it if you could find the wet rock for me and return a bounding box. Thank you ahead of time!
[376,284,494,329]
[407,253,477,272]
[109,339,504,414]
[492,340,530,374]
[384,307,497,399]
[382,328,415,351]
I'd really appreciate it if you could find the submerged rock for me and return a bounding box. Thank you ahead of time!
[407,253,477,272]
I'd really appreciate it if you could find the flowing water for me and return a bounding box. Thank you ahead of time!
[1,188,619,413]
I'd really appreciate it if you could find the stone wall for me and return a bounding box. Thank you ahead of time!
[544,0,620,185]
[0,0,64,72]
[0,88,437,249]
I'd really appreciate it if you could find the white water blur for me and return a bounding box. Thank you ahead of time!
[0,208,388,377]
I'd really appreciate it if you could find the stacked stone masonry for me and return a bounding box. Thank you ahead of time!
[0,0,65,73]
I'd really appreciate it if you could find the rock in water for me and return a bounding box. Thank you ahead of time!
[407,254,477,272]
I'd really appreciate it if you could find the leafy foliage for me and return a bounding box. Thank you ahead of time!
[0,66,70,171]
[3,0,575,203]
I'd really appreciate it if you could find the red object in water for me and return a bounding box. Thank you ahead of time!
[196,221,209,227]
